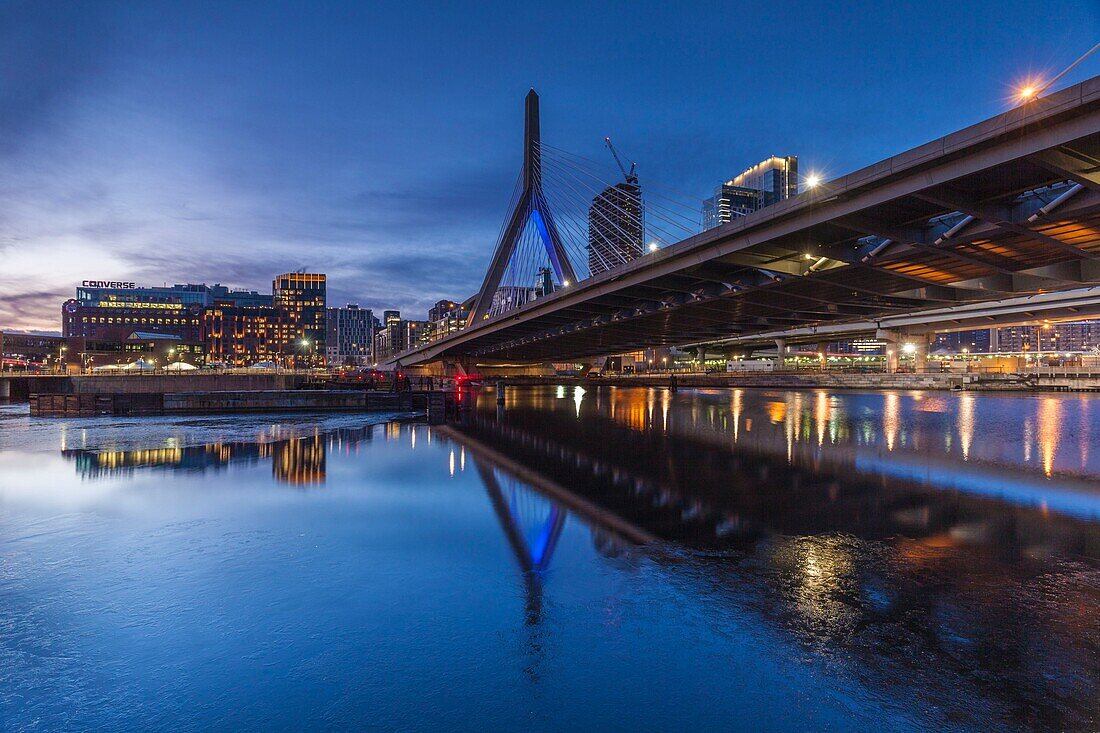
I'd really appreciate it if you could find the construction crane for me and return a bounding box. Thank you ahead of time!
[604,136,638,185]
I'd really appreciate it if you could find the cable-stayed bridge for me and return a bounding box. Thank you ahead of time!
[388,79,1100,369]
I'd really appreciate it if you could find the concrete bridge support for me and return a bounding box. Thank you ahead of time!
[775,338,787,369]
[908,334,932,372]
[877,329,899,373]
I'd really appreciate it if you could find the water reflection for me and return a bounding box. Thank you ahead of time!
[443,386,1100,731]
[62,424,384,486]
[23,387,1100,731]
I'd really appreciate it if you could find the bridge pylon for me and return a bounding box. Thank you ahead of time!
[467,90,578,325]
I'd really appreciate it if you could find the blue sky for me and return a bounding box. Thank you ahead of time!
[2,0,1098,331]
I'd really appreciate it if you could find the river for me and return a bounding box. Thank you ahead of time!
[0,386,1096,731]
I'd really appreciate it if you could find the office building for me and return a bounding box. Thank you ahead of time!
[702,184,762,229]
[373,318,429,362]
[703,156,798,230]
[427,300,470,342]
[0,331,66,370]
[201,304,295,366]
[588,182,643,275]
[326,304,375,365]
[273,273,327,365]
[62,282,271,342]
[934,329,993,354]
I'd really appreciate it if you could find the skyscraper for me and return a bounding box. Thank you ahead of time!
[703,156,799,230]
[273,273,326,365]
[588,182,643,276]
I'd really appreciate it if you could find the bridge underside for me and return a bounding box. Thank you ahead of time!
[394,79,1100,366]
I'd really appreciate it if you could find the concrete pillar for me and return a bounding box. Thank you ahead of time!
[912,334,931,373]
[0,379,9,400]
[816,341,829,371]
[877,329,898,373]
[988,327,999,353]
[774,338,787,370]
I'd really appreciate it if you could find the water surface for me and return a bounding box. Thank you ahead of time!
[0,388,1096,732]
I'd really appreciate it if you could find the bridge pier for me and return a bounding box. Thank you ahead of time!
[816,341,829,370]
[877,329,899,373]
[909,334,932,372]
[0,379,9,400]
[774,338,787,370]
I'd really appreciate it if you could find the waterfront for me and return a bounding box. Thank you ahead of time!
[0,387,1097,731]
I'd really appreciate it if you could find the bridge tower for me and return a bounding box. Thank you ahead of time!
[467,90,579,325]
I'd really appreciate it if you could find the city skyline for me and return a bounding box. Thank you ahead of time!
[3,2,1099,332]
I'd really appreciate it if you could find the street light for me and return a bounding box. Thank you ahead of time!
[805,172,822,189]
[1015,41,1100,103]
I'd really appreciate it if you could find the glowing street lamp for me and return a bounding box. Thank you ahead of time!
[805,172,822,189]
[1014,41,1100,104]
[1012,83,1038,100]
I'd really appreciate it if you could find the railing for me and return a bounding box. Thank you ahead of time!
[1028,366,1100,379]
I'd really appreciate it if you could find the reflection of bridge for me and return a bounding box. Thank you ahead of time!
[446,396,1099,729]
[392,79,1100,368]
[449,401,1100,546]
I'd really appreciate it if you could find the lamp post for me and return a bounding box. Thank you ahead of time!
[299,339,312,370]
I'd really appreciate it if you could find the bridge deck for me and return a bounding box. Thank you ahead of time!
[394,76,1100,365]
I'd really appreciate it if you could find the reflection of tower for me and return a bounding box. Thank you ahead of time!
[475,461,566,626]
[273,436,326,486]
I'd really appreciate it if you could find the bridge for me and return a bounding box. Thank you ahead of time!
[389,77,1100,370]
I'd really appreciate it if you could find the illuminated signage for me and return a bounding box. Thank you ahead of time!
[97,302,183,310]
[82,280,137,289]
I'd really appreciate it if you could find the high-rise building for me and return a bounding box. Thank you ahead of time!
[703,156,798,230]
[325,304,374,365]
[383,310,401,327]
[273,273,326,365]
[588,182,643,275]
[995,322,1100,353]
